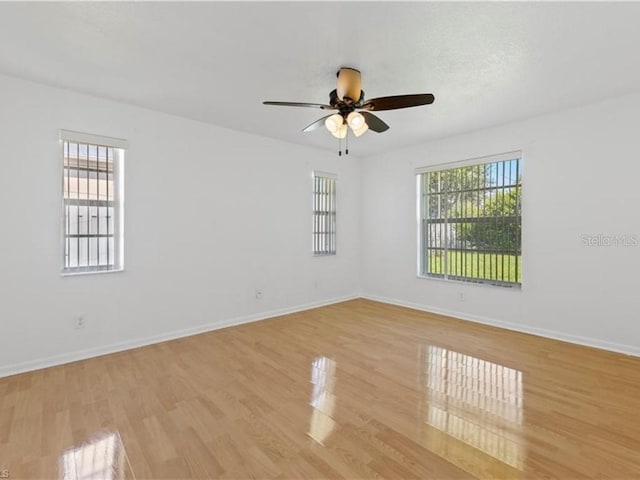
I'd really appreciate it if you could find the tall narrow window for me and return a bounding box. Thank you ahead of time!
[61,130,126,274]
[312,172,337,256]
[417,152,522,287]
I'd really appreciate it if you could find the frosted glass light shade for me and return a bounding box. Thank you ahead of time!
[352,122,369,137]
[331,123,348,139]
[347,111,365,130]
[324,114,343,133]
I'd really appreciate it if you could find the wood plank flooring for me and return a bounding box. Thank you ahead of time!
[1,299,640,479]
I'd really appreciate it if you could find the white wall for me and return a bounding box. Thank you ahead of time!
[2,72,639,378]
[0,74,361,376]
[361,93,640,356]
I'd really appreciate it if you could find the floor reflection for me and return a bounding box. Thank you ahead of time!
[420,345,525,477]
[308,356,337,445]
[60,430,132,480]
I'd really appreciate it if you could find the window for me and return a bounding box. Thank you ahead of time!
[61,130,125,274]
[312,172,336,255]
[417,152,522,286]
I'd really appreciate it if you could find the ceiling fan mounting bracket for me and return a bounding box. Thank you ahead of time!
[329,90,364,119]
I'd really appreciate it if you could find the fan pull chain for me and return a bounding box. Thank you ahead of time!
[338,135,342,156]
[346,129,349,155]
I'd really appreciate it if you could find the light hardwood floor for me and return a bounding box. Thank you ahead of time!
[1,299,640,479]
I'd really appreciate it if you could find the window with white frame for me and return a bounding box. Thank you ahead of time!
[61,130,125,274]
[312,172,337,255]
[417,152,522,287]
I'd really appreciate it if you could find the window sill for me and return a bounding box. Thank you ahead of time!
[61,268,125,277]
[416,274,522,290]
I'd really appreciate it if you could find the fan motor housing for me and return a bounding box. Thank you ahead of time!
[336,67,363,103]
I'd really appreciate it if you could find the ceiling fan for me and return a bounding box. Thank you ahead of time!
[263,67,435,154]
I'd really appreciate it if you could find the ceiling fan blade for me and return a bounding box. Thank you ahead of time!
[362,93,435,111]
[302,115,332,133]
[263,101,335,110]
[361,111,389,133]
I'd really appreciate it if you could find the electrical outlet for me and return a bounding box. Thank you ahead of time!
[74,315,86,329]
[459,292,465,302]
[255,288,264,300]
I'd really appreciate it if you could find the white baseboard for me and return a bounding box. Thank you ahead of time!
[0,294,359,379]
[5,292,637,379]
[361,293,640,358]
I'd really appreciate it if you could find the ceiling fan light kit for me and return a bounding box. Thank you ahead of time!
[347,111,365,130]
[352,122,369,137]
[263,67,434,155]
[324,113,344,135]
[335,124,348,140]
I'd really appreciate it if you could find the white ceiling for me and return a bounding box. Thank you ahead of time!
[1,2,640,156]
